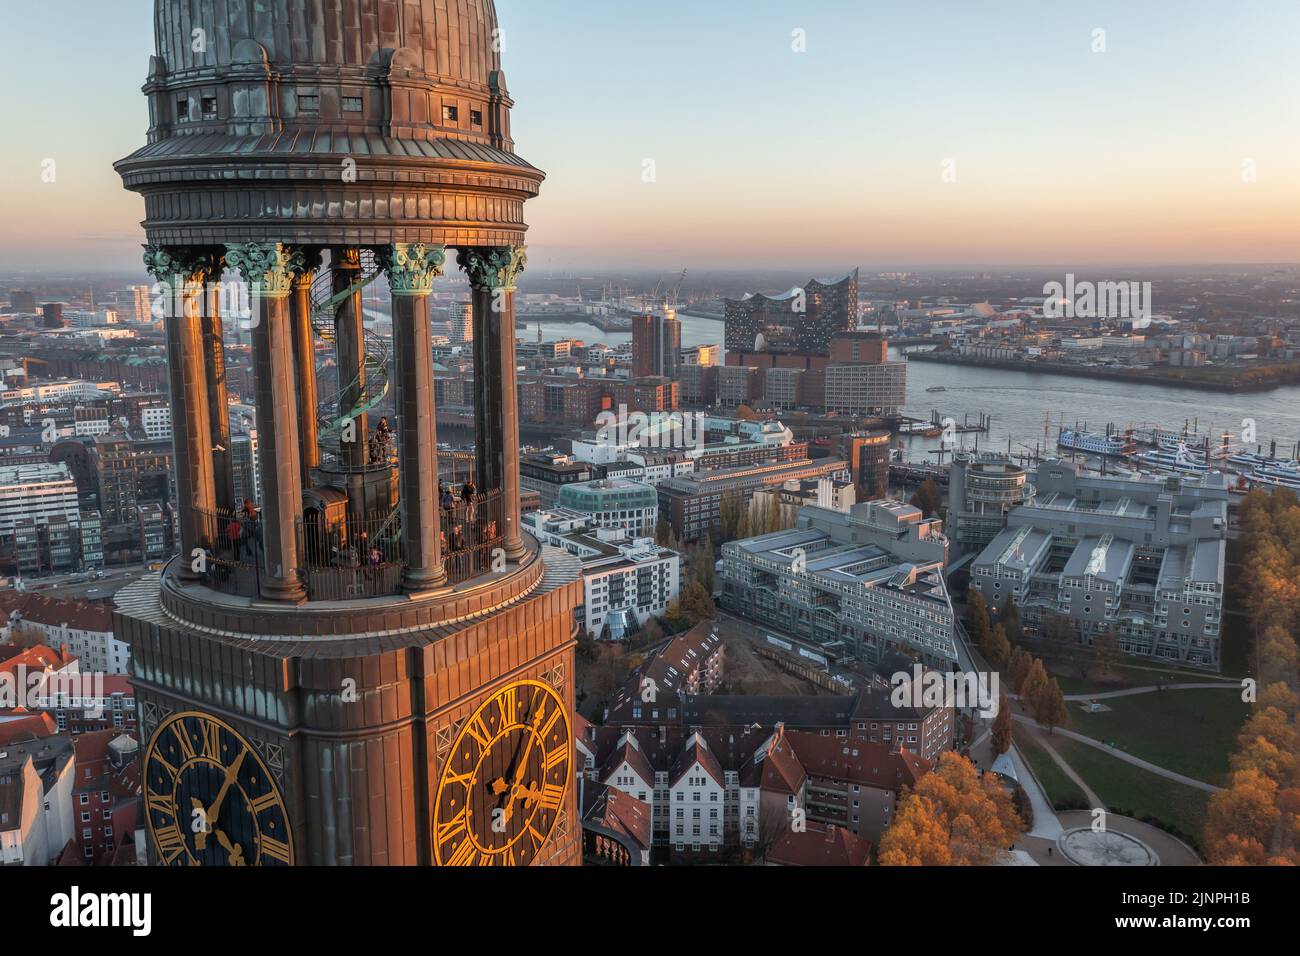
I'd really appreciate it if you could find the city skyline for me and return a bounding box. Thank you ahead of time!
[1,0,1298,274]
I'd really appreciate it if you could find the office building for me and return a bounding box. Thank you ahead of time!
[969,461,1228,668]
[722,500,958,666]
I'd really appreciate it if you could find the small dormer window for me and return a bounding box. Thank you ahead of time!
[201,97,218,120]
[442,105,459,122]
[470,108,483,127]
[298,92,320,113]
[176,97,188,122]
[342,96,363,113]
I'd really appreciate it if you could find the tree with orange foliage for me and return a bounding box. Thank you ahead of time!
[1033,677,1069,736]
[877,752,1025,866]
[1203,487,1300,865]
[1204,769,1286,866]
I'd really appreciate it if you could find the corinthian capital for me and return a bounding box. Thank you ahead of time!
[378,243,447,296]
[224,242,306,299]
[456,245,527,293]
[142,245,223,284]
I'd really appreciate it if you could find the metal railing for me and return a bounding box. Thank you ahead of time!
[441,489,506,584]
[192,490,507,602]
[194,507,263,597]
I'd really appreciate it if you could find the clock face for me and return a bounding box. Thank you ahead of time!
[433,679,572,866]
[144,711,293,867]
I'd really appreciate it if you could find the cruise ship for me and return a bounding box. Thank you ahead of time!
[1249,462,1300,491]
[1058,428,1131,458]
[1229,450,1300,470]
[1135,444,1210,475]
[1131,426,1206,448]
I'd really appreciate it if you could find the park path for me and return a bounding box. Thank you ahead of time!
[1012,715,1220,793]
[1062,682,1239,702]
[1019,722,1106,810]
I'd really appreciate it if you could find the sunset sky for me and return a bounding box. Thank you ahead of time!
[1,0,1297,273]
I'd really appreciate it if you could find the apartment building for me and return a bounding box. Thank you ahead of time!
[658,457,850,543]
[722,499,958,666]
[522,510,681,640]
[969,461,1229,668]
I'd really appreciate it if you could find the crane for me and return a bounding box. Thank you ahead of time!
[668,268,688,310]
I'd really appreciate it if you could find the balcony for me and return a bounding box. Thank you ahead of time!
[193,491,507,602]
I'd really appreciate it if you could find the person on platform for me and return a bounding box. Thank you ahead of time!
[462,478,477,526]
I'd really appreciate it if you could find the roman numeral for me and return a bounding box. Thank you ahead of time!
[199,719,223,759]
[544,743,569,772]
[496,689,517,727]
[539,706,563,741]
[154,824,186,864]
[525,822,547,850]
[436,808,468,847]
[146,789,175,819]
[249,791,280,815]
[445,838,480,867]
[149,747,179,779]
[537,783,565,812]
[173,721,197,761]
[441,767,475,790]
[463,714,493,749]
[260,835,293,865]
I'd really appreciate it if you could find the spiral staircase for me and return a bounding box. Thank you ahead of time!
[308,250,402,544]
[310,249,390,465]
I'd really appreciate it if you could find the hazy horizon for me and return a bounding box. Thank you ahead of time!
[1,0,1298,273]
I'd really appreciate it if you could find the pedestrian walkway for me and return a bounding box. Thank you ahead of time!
[1020,722,1107,810]
[1015,717,1221,793]
[1064,682,1240,702]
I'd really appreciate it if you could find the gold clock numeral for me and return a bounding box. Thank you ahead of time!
[538,706,563,741]
[463,714,493,749]
[150,752,179,779]
[496,689,518,727]
[260,835,293,864]
[173,721,197,761]
[199,718,223,759]
[445,839,480,866]
[249,790,280,815]
[525,822,547,850]
[537,783,565,812]
[543,743,569,772]
[146,789,174,818]
[437,808,468,846]
[441,767,475,789]
[154,824,187,864]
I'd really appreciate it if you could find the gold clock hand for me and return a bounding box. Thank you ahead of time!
[205,748,248,825]
[191,797,210,851]
[215,828,246,866]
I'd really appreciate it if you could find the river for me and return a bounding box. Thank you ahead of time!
[517,317,1300,462]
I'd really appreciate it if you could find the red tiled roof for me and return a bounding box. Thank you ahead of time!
[100,675,134,696]
[600,734,656,789]
[757,728,806,795]
[583,784,652,852]
[0,644,76,677]
[0,593,113,634]
[669,732,725,788]
[768,823,871,867]
[786,731,932,792]
[0,712,58,745]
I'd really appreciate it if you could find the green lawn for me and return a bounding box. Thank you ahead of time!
[1013,726,1088,812]
[1050,738,1209,850]
[1066,689,1247,786]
